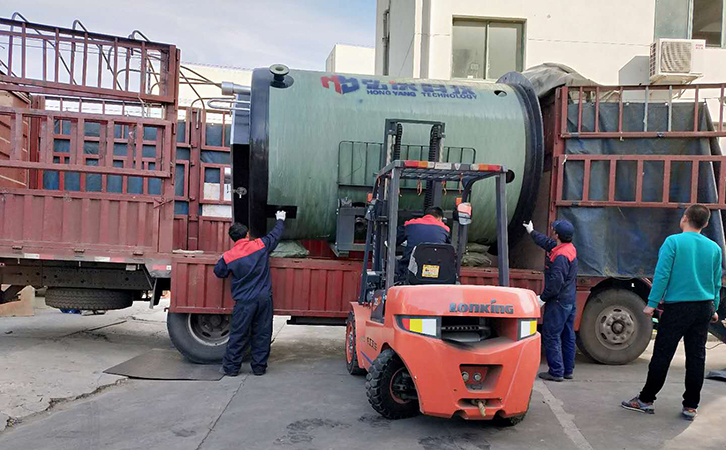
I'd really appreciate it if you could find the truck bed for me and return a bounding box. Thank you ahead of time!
[170,254,545,318]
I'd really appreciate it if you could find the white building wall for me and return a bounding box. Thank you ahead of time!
[375,0,726,88]
[177,63,252,109]
[376,0,424,77]
[325,49,336,72]
[325,44,375,74]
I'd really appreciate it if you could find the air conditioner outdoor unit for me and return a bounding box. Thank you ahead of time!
[649,38,705,84]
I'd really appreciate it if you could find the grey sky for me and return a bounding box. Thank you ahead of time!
[3,0,376,70]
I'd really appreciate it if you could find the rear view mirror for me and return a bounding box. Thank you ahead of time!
[457,202,472,226]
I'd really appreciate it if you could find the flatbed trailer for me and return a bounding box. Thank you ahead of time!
[0,18,179,311]
[1,17,724,366]
[166,75,726,365]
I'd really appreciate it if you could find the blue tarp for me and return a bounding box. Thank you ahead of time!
[560,102,726,277]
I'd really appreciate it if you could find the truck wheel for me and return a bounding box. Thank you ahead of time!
[45,288,132,310]
[345,312,366,375]
[366,349,419,419]
[576,288,652,365]
[708,288,726,343]
[167,312,230,364]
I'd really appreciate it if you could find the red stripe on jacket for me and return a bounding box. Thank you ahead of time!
[549,242,577,263]
[223,239,266,263]
[404,215,450,232]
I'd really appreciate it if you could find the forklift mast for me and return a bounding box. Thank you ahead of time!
[358,120,512,304]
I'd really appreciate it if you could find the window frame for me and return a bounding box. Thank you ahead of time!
[689,0,726,48]
[451,18,525,81]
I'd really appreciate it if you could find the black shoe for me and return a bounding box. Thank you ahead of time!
[538,371,564,382]
[564,373,573,380]
[219,367,239,377]
[252,368,266,376]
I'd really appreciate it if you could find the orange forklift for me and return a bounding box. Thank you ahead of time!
[345,120,541,425]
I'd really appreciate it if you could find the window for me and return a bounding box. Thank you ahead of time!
[692,0,723,46]
[452,20,524,80]
[654,0,726,47]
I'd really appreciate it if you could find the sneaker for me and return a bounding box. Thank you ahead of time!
[538,372,564,382]
[564,373,573,380]
[621,396,654,414]
[252,369,266,376]
[682,407,697,421]
[219,367,239,377]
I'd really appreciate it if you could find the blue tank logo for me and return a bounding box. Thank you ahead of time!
[321,75,478,100]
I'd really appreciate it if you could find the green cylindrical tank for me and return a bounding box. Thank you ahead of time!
[240,68,543,244]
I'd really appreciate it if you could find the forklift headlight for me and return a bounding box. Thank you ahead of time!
[398,316,438,338]
[518,319,538,340]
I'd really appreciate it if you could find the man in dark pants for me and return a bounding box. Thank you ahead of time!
[524,219,578,382]
[396,206,451,281]
[622,204,721,421]
[214,211,286,376]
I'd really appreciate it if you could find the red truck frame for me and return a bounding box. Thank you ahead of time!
[0,18,179,305]
[1,17,725,366]
[167,82,726,365]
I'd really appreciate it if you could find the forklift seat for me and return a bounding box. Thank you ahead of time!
[406,243,457,285]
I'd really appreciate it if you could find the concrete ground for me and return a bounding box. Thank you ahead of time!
[1,301,726,450]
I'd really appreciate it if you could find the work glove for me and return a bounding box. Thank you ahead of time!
[523,221,534,234]
[275,210,286,221]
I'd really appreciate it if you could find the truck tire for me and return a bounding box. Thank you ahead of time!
[366,349,419,419]
[345,312,366,375]
[708,289,726,343]
[45,288,132,310]
[576,288,652,365]
[167,312,231,364]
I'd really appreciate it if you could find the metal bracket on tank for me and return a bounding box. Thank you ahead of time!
[335,198,366,255]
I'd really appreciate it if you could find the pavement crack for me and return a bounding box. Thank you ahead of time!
[270,322,286,346]
[58,320,128,339]
[129,316,166,324]
[0,378,127,434]
[195,374,250,450]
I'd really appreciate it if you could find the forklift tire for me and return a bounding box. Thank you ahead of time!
[345,312,366,375]
[576,288,652,365]
[494,393,531,427]
[366,349,419,419]
[167,312,231,364]
[45,288,132,310]
[496,412,527,427]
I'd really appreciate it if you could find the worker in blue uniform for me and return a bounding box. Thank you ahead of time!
[524,219,578,382]
[214,211,286,376]
[396,206,451,281]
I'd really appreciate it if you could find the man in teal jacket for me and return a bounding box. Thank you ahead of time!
[622,204,722,421]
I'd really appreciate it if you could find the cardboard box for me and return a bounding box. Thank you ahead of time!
[0,286,35,317]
